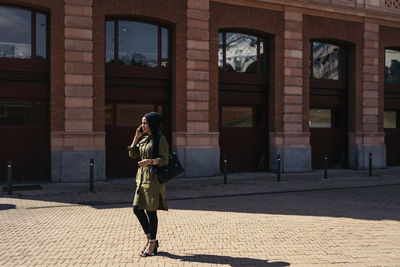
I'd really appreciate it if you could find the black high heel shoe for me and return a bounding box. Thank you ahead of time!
[140,240,159,257]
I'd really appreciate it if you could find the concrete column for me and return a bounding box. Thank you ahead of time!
[349,20,386,169]
[51,0,105,182]
[270,6,311,172]
[174,0,219,177]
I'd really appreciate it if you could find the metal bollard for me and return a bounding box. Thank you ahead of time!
[369,153,372,177]
[7,160,12,195]
[90,159,95,192]
[277,155,281,182]
[223,153,228,184]
[324,154,328,179]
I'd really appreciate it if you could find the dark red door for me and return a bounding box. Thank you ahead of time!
[0,100,50,182]
[0,61,50,183]
[220,105,267,172]
[219,72,269,173]
[310,95,348,169]
[385,128,400,166]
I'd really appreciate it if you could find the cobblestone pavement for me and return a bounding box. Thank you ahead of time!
[1,181,400,266]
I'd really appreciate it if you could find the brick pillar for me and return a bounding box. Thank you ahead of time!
[349,20,386,169]
[270,7,311,172]
[51,0,105,182]
[174,0,219,177]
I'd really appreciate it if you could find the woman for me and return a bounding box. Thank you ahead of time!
[127,112,169,257]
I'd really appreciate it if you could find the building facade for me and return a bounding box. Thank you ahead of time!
[0,0,399,182]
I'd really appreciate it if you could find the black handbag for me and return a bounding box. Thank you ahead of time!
[156,152,184,183]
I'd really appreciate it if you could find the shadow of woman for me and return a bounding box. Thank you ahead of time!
[158,252,290,266]
[0,204,16,210]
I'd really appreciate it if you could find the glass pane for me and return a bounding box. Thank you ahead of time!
[218,32,223,71]
[222,106,252,127]
[118,21,158,67]
[35,13,46,59]
[312,42,339,80]
[105,104,113,125]
[384,111,396,128]
[116,104,154,127]
[0,100,32,125]
[0,6,31,59]
[310,109,332,128]
[225,33,257,73]
[105,21,115,63]
[161,27,169,67]
[385,49,400,84]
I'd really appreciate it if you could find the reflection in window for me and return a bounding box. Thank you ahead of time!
[385,49,400,84]
[0,101,32,125]
[226,33,257,73]
[105,21,115,63]
[384,111,400,128]
[106,19,169,68]
[116,104,154,127]
[219,31,265,74]
[0,6,31,59]
[161,27,169,67]
[312,42,339,80]
[310,109,332,128]
[119,21,157,67]
[36,13,46,59]
[222,106,252,127]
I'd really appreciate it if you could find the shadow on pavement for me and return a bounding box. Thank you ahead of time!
[0,204,16,210]
[2,185,400,221]
[158,252,290,266]
[168,185,400,221]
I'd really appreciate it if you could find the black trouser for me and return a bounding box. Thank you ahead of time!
[133,206,158,240]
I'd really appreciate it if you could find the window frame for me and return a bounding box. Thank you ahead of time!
[105,17,171,69]
[0,4,49,61]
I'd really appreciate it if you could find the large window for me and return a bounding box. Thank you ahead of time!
[218,32,265,74]
[385,49,400,84]
[0,5,47,59]
[105,20,169,67]
[311,42,347,80]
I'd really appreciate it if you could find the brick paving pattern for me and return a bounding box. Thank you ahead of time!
[1,169,400,266]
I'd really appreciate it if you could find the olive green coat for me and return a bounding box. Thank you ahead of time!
[128,134,169,211]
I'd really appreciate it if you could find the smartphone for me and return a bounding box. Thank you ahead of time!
[139,127,143,133]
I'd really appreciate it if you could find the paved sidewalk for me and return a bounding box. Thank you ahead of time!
[1,168,400,266]
[1,167,399,209]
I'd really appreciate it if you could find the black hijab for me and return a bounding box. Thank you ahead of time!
[144,112,162,159]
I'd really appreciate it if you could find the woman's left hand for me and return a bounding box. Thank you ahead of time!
[138,159,151,168]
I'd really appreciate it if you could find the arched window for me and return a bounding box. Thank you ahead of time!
[105,19,169,67]
[218,31,265,74]
[0,5,48,59]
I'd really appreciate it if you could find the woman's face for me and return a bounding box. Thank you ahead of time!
[141,117,151,135]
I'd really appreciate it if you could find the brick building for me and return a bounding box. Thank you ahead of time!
[0,0,399,182]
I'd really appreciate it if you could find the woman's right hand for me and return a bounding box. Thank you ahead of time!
[130,125,143,147]
[135,125,144,138]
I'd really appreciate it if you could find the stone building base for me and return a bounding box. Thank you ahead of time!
[51,150,106,182]
[349,145,386,169]
[269,147,312,172]
[176,148,220,177]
